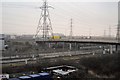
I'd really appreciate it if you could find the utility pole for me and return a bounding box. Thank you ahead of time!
[117,24,120,42]
[70,18,73,39]
[104,29,106,37]
[109,26,111,38]
[35,0,53,40]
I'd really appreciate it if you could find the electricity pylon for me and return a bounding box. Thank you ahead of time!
[117,1,120,42]
[35,0,53,40]
[117,24,120,42]
[69,19,73,39]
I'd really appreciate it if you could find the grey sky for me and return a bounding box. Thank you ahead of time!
[1,0,118,36]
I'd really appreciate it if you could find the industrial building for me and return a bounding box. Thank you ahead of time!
[0,34,4,51]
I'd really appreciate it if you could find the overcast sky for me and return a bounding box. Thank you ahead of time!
[1,0,119,36]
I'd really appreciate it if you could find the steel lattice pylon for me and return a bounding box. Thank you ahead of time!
[69,19,73,39]
[117,24,120,42]
[35,0,53,40]
[117,1,120,43]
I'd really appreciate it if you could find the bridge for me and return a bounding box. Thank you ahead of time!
[36,37,120,54]
[36,37,120,45]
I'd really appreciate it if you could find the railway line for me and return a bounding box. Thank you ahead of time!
[1,49,104,64]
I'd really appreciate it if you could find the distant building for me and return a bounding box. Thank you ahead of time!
[4,34,10,40]
[52,33,66,39]
[4,34,16,40]
[20,35,34,39]
[0,34,4,50]
[10,35,16,39]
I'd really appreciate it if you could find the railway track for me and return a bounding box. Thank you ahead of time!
[1,49,103,64]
